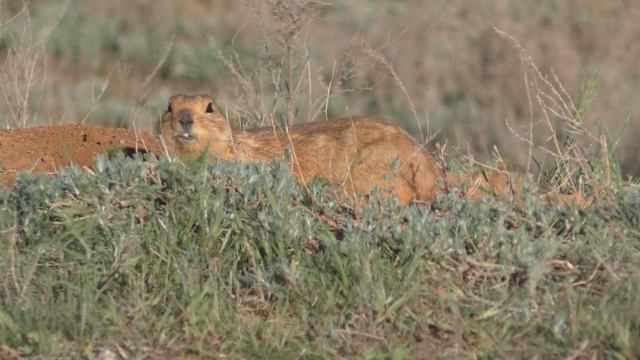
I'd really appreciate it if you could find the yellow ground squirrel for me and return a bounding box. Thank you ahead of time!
[157,94,439,204]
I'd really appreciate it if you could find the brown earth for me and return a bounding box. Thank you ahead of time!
[0,124,162,186]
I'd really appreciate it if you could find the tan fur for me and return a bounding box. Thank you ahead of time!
[446,169,591,208]
[445,170,525,200]
[157,94,439,204]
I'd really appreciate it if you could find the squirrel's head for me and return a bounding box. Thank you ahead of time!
[157,94,231,156]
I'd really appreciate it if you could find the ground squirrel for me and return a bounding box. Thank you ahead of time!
[157,94,439,204]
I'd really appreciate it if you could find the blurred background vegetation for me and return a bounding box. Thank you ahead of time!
[0,0,638,176]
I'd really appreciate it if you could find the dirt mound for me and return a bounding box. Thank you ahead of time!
[0,124,162,186]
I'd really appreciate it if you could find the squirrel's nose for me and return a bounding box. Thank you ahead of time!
[178,112,194,129]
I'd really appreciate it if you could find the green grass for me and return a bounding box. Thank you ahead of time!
[1,2,639,357]
[0,154,638,358]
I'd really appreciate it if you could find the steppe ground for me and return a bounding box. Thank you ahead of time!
[0,1,638,358]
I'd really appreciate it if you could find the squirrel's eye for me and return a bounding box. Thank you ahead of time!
[206,102,215,113]
[167,103,172,112]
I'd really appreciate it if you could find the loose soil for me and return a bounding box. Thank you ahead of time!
[0,124,162,186]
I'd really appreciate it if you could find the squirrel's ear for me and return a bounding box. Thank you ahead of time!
[206,102,215,113]
[167,103,172,113]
